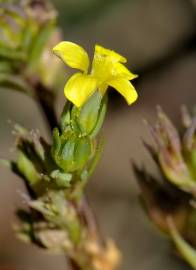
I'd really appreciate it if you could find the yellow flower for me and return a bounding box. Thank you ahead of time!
[53,41,138,107]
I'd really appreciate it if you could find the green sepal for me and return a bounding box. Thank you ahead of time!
[77,91,102,135]
[59,136,76,172]
[74,136,92,171]
[90,94,107,139]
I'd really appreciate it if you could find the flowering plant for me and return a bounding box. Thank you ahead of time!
[0,1,138,270]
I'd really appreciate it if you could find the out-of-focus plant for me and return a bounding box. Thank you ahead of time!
[0,0,63,129]
[0,1,139,269]
[0,0,60,85]
[133,106,196,269]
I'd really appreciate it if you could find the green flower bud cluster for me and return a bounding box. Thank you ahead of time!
[10,92,106,195]
[51,92,107,191]
[133,106,196,269]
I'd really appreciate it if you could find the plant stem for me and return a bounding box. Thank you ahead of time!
[34,81,102,270]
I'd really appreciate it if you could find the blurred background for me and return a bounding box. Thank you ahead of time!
[0,0,196,269]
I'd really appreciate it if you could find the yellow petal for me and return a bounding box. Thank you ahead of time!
[95,44,127,63]
[114,62,138,80]
[92,53,113,83]
[108,78,138,105]
[64,73,97,107]
[53,41,89,72]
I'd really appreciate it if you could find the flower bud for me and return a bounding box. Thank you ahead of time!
[51,127,93,173]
